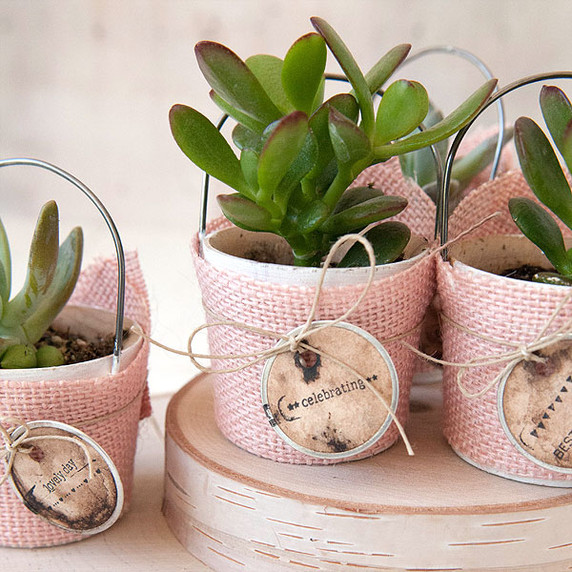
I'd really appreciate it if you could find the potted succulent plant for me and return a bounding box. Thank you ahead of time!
[437,80,572,486]
[0,161,151,548]
[170,17,496,464]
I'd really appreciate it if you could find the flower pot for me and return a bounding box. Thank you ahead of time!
[0,266,150,548]
[192,219,435,464]
[437,234,572,486]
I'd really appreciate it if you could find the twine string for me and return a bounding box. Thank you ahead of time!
[0,417,94,487]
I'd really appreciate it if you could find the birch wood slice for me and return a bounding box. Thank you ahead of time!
[163,374,572,571]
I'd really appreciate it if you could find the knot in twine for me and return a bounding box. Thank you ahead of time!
[0,417,93,487]
[136,233,424,456]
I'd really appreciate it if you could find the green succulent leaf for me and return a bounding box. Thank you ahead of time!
[320,194,407,234]
[246,54,293,115]
[209,91,266,134]
[509,197,572,276]
[296,200,331,233]
[232,124,263,151]
[217,194,278,232]
[0,344,37,369]
[169,105,250,195]
[563,123,572,171]
[36,345,65,367]
[3,201,59,328]
[311,17,375,136]
[532,272,572,286]
[282,33,327,115]
[195,41,281,126]
[240,148,260,190]
[515,116,572,230]
[451,127,514,187]
[365,44,411,95]
[22,226,83,345]
[328,107,372,166]
[540,85,572,168]
[334,186,385,212]
[0,217,10,303]
[338,221,411,267]
[375,79,497,159]
[257,111,310,203]
[375,80,429,145]
[274,131,319,212]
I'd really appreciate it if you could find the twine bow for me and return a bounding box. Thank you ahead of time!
[0,417,93,487]
[136,233,419,456]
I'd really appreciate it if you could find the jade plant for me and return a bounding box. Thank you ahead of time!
[509,85,572,285]
[170,16,496,266]
[0,200,83,368]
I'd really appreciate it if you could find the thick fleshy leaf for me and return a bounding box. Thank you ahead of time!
[308,94,359,180]
[320,195,407,234]
[3,201,59,328]
[274,131,318,211]
[328,107,371,166]
[563,123,572,171]
[240,148,259,190]
[365,44,411,95]
[246,54,293,115]
[22,226,83,344]
[217,194,277,232]
[195,41,281,125]
[232,124,263,151]
[257,112,309,202]
[296,200,331,233]
[169,105,249,195]
[282,33,327,115]
[540,85,572,164]
[509,197,572,276]
[375,79,497,159]
[375,80,429,145]
[0,217,10,303]
[210,91,266,134]
[311,17,375,135]
[451,127,513,187]
[338,221,411,267]
[515,116,572,230]
[334,186,385,212]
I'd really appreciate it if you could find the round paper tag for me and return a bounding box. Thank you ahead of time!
[498,338,572,473]
[6,421,124,534]
[261,321,398,459]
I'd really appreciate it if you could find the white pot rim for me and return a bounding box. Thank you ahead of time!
[0,305,143,381]
[202,226,429,287]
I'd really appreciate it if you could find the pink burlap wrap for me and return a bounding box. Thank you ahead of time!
[438,171,572,484]
[0,251,151,547]
[437,252,572,485]
[193,181,435,464]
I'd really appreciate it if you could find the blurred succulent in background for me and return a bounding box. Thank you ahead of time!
[170,16,496,266]
[509,85,572,285]
[0,200,83,367]
[400,101,513,209]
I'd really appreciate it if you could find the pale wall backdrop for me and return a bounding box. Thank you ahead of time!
[1,0,571,394]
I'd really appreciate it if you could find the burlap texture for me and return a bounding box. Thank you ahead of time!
[0,252,151,547]
[437,249,572,485]
[193,211,435,464]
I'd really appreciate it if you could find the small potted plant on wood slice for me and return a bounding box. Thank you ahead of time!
[437,79,572,486]
[169,17,496,464]
[0,160,151,547]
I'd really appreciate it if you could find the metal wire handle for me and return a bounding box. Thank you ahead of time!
[0,158,126,374]
[437,71,572,253]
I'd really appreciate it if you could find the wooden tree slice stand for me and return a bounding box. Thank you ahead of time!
[163,374,572,571]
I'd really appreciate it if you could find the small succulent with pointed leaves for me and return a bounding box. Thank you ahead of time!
[509,85,572,285]
[0,201,83,367]
[400,102,514,208]
[170,16,497,266]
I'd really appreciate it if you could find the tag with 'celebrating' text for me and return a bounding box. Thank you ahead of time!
[261,321,398,459]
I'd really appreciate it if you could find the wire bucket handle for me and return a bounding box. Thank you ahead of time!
[0,158,126,374]
[437,71,572,252]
